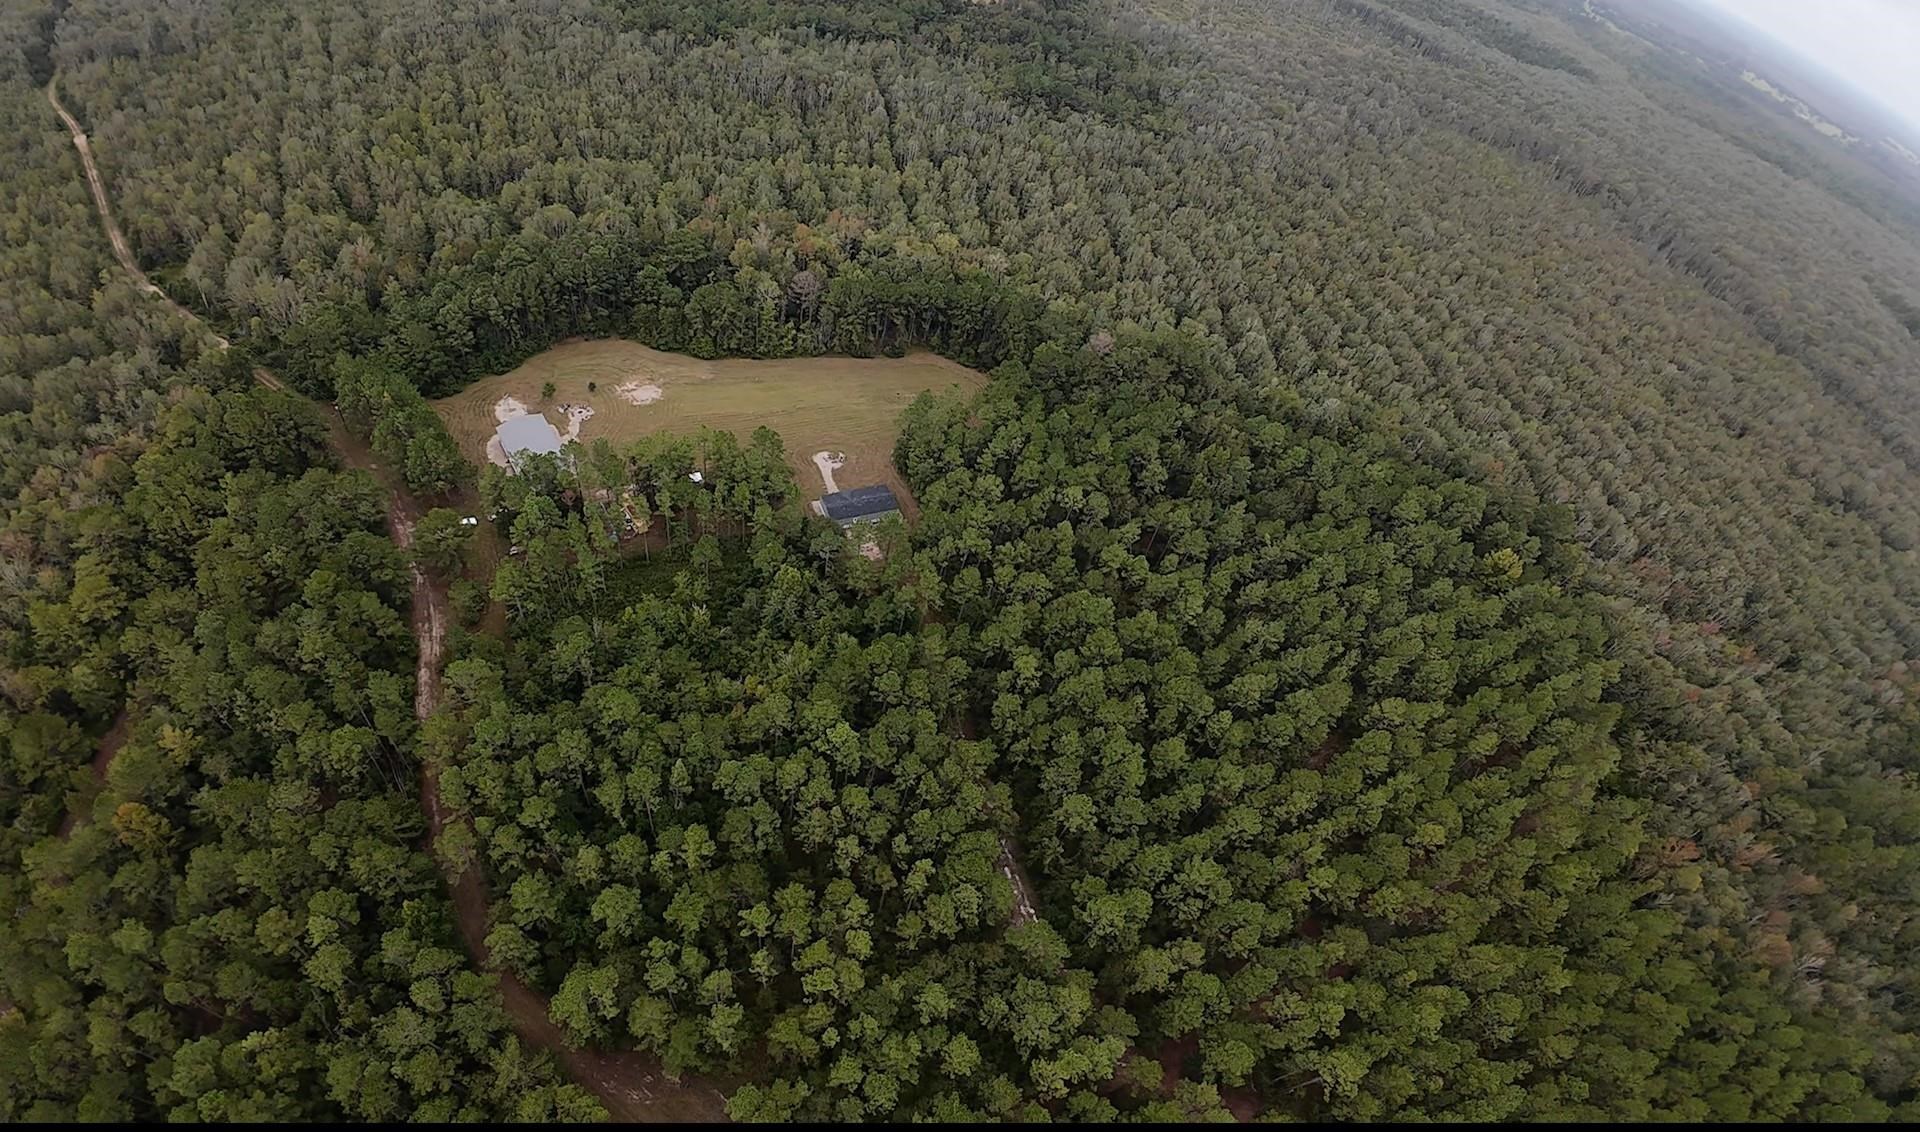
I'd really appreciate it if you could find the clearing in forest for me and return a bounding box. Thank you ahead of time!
[435,339,986,508]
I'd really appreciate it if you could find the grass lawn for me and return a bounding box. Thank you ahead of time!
[432,339,986,510]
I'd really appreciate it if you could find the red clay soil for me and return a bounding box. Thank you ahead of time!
[53,77,729,1122]
[55,707,131,839]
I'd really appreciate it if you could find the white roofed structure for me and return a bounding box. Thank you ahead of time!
[496,414,564,472]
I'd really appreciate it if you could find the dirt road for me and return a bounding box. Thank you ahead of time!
[55,708,132,840]
[48,74,727,1122]
[997,835,1040,926]
[400,479,729,1122]
[45,79,231,350]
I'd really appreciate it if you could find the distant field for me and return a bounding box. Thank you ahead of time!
[433,339,987,508]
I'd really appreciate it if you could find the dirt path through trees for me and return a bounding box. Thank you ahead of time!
[997,835,1040,926]
[44,81,150,293]
[55,708,131,839]
[49,76,728,1122]
[46,79,230,350]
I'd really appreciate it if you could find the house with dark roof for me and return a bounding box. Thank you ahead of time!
[814,484,901,528]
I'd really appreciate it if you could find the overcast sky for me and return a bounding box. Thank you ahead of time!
[1690,0,1920,133]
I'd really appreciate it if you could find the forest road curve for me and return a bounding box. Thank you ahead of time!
[401,523,729,1120]
[45,79,230,349]
[47,72,728,1123]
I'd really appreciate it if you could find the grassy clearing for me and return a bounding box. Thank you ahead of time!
[432,339,987,510]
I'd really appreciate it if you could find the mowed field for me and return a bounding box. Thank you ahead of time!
[433,339,987,508]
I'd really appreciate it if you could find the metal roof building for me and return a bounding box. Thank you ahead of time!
[496,414,563,471]
[817,484,901,527]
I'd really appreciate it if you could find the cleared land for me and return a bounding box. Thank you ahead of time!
[435,339,986,507]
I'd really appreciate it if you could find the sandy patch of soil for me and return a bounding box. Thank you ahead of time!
[813,450,847,494]
[617,380,664,405]
[559,403,594,443]
[494,395,530,423]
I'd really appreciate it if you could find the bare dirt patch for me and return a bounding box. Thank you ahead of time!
[617,380,665,405]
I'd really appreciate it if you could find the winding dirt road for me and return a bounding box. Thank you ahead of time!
[46,79,230,351]
[48,75,726,1122]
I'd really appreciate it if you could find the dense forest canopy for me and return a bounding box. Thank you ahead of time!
[5,0,1920,1122]
[0,10,601,1114]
